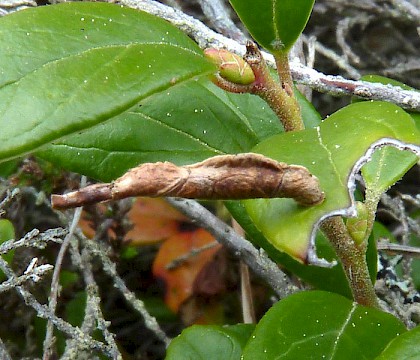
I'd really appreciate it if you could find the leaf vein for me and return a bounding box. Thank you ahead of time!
[316,126,345,187]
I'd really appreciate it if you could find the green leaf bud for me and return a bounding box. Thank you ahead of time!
[346,202,369,245]
[204,48,255,85]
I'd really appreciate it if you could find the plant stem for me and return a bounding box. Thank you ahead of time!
[321,216,379,308]
[244,42,304,132]
[259,47,379,307]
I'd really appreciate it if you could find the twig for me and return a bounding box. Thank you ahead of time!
[82,236,171,346]
[59,235,122,359]
[0,257,115,357]
[196,0,246,42]
[0,228,66,254]
[43,176,86,359]
[81,248,122,359]
[388,0,420,22]
[290,60,420,110]
[0,188,19,212]
[0,263,53,293]
[377,241,420,258]
[302,34,361,80]
[166,197,298,299]
[336,17,361,66]
[118,0,420,112]
[165,241,220,270]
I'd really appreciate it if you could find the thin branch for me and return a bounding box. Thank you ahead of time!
[0,188,20,213]
[377,241,420,258]
[82,236,171,347]
[388,0,420,22]
[119,0,420,112]
[196,0,246,42]
[43,176,86,359]
[166,197,298,299]
[290,60,420,111]
[165,241,220,270]
[81,248,122,359]
[58,232,122,359]
[0,257,115,357]
[0,228,66,254]
[0,263,53,293]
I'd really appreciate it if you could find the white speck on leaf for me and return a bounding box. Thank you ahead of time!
[81,17,85,21]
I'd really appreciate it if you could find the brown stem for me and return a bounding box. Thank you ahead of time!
[321,216,379,308]
[244,42,304,132]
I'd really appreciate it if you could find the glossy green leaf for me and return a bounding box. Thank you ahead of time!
[243,291,406,360]
[376,325,420,360]
[0,2,214,162]
[357,75,420,130]
[226,200,377,298]
[229,0,314,53]
[362,147,418,197]
[38,80,320,181]
[357,76,419,198]
[166,324,255,360]
[38,79,282,181]
[244,101,420,262]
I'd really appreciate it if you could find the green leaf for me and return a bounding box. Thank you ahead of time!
[362,147,418,198]
[0,2,214,162]
[356,76,420,198]
[229,0,315,53]
[356,75,420,131]
[38,79,282,181]
[376,325,420,360]
[244,101,420,262]
[38,80,319,181]
[0,159,19,178]
[243,291,406,360]
[226,200,377,298]
[166,324,255,360]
